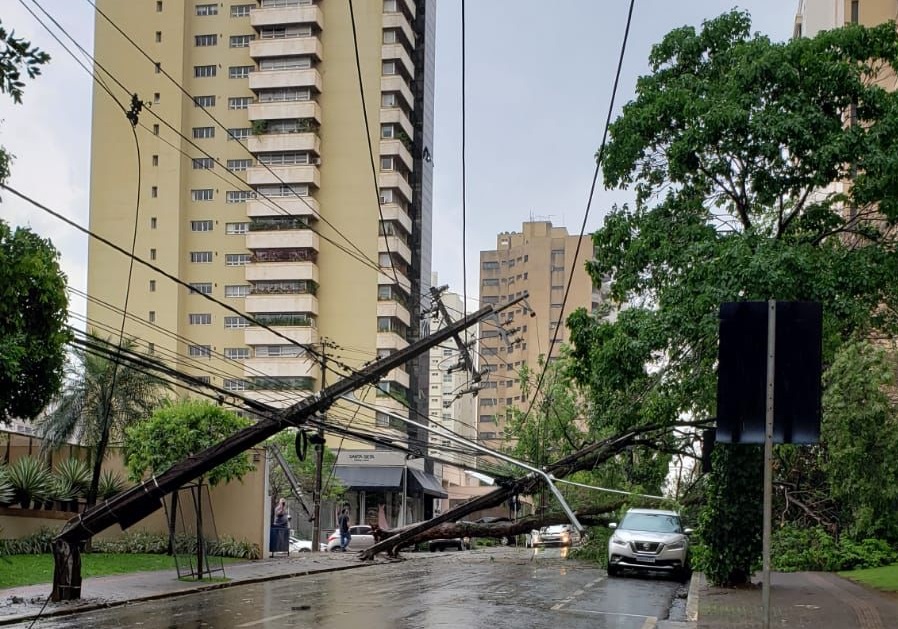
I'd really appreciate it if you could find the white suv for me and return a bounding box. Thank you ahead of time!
[607,508,692,581]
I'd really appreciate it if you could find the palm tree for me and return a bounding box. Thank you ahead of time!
[38,332,169,508]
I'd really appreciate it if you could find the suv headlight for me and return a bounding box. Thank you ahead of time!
[610,535,628,547]
[665,540,685,551]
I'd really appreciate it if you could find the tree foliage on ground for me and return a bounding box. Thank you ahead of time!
[38,334,169,506]
[0,18,69,426]
[578,11,898,585]
[265,429,343,503]
[124,399,254,487]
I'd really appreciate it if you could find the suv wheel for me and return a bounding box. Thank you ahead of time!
[607,564,620,577]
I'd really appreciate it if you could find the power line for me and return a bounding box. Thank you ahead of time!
[347,0,401,287]
[460,0,470,385]
[521,0,637,454]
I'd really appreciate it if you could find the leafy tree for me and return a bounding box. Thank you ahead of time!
[38,334,169,508]
[0,19,68,425]
[579,11,898,585]
[266,429,343,506]
[821,340,898,541]
[124,399,254,576]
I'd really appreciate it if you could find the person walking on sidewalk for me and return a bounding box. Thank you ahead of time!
[338,508,351,551]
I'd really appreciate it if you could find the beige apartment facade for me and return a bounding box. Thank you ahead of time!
[476,221,600,450]
[87,0,438,523]
[795,0,898,38]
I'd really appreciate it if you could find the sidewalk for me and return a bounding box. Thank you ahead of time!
[697,571,898,628]
[0,551,405,626]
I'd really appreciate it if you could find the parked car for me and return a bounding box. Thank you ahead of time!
[325,524,377,552]
[289,537,327,553]
[607,508,692,581]
[530,524,577,547]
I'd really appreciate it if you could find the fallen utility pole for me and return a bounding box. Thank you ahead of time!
[51,298,524,601]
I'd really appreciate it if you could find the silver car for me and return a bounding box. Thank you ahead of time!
[607,508,692,580]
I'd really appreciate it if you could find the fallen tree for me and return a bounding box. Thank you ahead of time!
[359,419,710,559]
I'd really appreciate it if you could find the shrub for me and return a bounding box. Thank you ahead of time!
[98,469,127,500]
[7,457,51,507]
[209,536,261,560]
[54,458,91,498]
[92,530,260,559]
[0,528,55,555]
[771,525,898,572]
[0,467,14,506]
[569,526,612,568]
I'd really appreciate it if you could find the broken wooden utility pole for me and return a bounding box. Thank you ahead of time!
[50,297,525,601]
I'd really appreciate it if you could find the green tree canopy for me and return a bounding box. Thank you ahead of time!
[575,11,898,585]
[124,399,254,487]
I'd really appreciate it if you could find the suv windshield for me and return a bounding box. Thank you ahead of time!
[619,513,682,533]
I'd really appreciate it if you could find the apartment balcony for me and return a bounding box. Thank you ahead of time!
[377,332,410,352]
[382,43,414,77]
[380,75,414,109]
[377,301,411,327]
[244,325,318,347]
[249,68,322,92]
[379,171,413,203]
[380,109,414,143]
[383,11,414,45]
[382,367,410,389]
[380,202,412,233]
[380,139,414,171]
[246,294,318,317]
[379,235,412,266]
[250,4,324,29]
[245,229,319,251]
[243,357,320,381]
[248,101,322,124]
[247,132,319,154]
[247,196,320,218]
[245,260,318,282]
[247,164,320,188]
[378,267,412,293]
[250,37,322,60]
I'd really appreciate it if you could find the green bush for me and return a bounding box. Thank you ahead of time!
[209,536,261,560]
[569,526,612,568]
[771,525,898,572]
[54,458,91,498]
[92,530,260,559]
[7,457,51,506]
[0,527,55,555]
[0,466,14,506]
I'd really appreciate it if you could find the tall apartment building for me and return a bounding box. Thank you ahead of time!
[86,0,438,520]
[476,221,600,449]
[794,0,898,38]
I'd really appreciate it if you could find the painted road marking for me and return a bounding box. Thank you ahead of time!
[550,576,605,610]
[235,612,294,627]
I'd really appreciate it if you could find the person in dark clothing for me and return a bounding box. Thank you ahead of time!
[338,508,351,551]
[273,498,289,528]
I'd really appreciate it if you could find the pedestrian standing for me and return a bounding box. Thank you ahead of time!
[273,498,289,528]
[338,508,351,551]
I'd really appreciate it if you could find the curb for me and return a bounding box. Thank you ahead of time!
[0,559,380,627]
[685,571,702,623]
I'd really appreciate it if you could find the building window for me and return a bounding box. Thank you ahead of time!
[192,157,214,170]
[227,128,252,141]
[254,183,309,197]
[225,284,250,298]
[226,222,249,234]
[149,280,156,292]
[259,24,312,39]
[152,123,159,135]
[230,4,253,17]
[195,34,218,46]
[189,282,213,295]
[255,345,304,357]
[150,186,158,198]
[194,95,216,107]
[228,96,252,109]
[193,127,215,139]
[382,61,397,75]
[226,190,252,203]
[154,62,161,74]
[190,251,213,263]
[229,34,254,48]
[153,92,160,104]
[194,65,216,78]
[384,0,398,12]
[156,1,162,12]
[381,124,395,139]
[225,253,251,266]
[188,344,212,357]
[482,261,499,271]
[149,310,156,322]
[224,347,250,359]
[224,316,250,329]
[152,155,159,166]
[191,220,213,232]
[188,313,212,325]
[150,248,157,260]
[155,31,162,42]
[229,66,253,79]
[150,217,157,229]
[257,87,311,102]
[191,189,213,201]
[257,152,309,165]
[227,159,252,171]
[259,56,311,71]
[380,156,395,171]
[223,378,247,391]
[383,30,398,44]
[381,92,398,108]
[196,4,218,16]
[196,375,210,384]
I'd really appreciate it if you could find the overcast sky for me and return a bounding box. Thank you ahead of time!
[2,1,797,323]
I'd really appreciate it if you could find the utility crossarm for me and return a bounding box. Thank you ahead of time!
[342,394,585,534]
[56,300,513,545]
[429,285,479,380]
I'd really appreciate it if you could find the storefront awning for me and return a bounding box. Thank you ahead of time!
[333,465,403,491]
[408,469,449,498]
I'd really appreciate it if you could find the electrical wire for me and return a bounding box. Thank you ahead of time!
[460,0,469,384]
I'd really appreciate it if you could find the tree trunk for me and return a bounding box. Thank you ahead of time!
[51,539,82,601]
[195,483,204,578]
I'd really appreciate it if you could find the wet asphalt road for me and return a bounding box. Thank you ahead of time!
[18,547,681,629]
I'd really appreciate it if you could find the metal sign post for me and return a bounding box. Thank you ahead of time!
[762,300,776,629]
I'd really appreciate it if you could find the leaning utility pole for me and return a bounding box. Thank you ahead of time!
[50,298,524,601]
[311,342,329,553]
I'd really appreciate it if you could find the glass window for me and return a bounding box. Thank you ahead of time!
[188,313,212,325]
[189,282,213,295]
[228,128,252,140]
[193,127,215,139]
[194,65,216,78]
[194,95,215,107]
[226,190,252,203]
[230,4,253,17]
[226,222,249,234]
[227,159,253,171]
[191,189,213,201]
[192,157,214,169]
[228,96,252,109]
[196,4,218,16]
[382,61,397,76]
[190,220,213,232]
[195,34,217,46]
[229,66,253,79]
[188,345,212,357]
[381,124,395,139]
[381,92,398,108]
[259,56,312,71]
[224,348,250,359]
[225,285,250,298]
[229,35,254,48]
[190,251,213,263]
[225,253,251,266]
[224,316,250,329]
